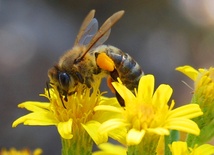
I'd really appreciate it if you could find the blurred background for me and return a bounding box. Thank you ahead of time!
[0,0,214,154]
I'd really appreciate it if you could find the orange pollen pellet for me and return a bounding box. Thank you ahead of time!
[96,53,115,71]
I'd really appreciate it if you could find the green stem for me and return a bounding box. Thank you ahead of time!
[127,134,160,155]
[186,133,197,148]
[61,128,93,155]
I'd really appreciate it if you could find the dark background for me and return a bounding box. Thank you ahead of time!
[1,0,214,154]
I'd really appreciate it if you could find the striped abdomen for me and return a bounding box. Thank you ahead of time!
[103,45,144,92]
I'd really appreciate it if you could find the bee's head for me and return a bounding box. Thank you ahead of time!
[48,66,74,101]
[48,66,84,101]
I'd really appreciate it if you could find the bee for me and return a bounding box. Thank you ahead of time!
[48,10,144,107]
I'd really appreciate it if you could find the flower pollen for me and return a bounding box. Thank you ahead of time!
[131,103,155,130]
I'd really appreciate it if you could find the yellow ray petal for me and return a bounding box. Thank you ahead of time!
[165,118,200,135]
[112,82,135,105]
[176,65,199,81]
[18,101,50,112]
[107,126,127,145]
[57,119,73,139]
[170,141,188,155]
[99,97,119,107]
[168,104,203,119]
[12,112,58,127]
[147,127,169,135]
[99,119,127,134]
[94,105,123,113]
[82,120,108,145]
[137,75,154,102]
[93,143,127,155]
[152,84,172,108]
[126,128,145,145]
[195,144,214,155]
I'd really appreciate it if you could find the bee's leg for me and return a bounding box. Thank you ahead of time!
[59,94,67,109]
[115,91,125,107]
[107,74,125,107]
[107,76,116,93]
[60,97,67,109]
[96,53,125,106]
[46,81,51,98]
[85,77,92,88]
[96,53,115,72]
[56,86,67,109]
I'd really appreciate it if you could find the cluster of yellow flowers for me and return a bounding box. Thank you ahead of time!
[7,65,214,155]
[0,148,42,155]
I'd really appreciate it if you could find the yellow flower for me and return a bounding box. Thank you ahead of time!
[0,148,42,155]
[97,75,203,146]
[170,141,214,155]
[176,65,214,145]
[176,65,214,94]
[92,143,127,155]
[12,81,122,154]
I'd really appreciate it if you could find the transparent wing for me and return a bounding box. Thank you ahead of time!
[78,18,98,45]
[86,10,124,51]
[92,28,111,49]
[74,10,96,46]
[78,10,124,59]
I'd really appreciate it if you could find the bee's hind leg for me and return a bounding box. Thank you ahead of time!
[107,76,125,107]
[115,91,125,107]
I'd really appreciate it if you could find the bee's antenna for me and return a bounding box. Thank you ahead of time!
[181,80,194,91]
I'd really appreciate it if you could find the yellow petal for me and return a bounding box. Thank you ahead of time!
[94,105,123,113]
[99,97,120,107]
[165,118,200,135]
[168,104,203,119]
[126,128,145,145]
[152,84,172,108]
[195,144,214,155]
[147,127,169,135]
[156,135,165,155]
[12,111,58,127]
[112,82,135,106]
[99,119,127,134]
[18,101,50,112]
[176,65,199,81]
[170,141,188,155]
[93,104,124,125]
[137,75,154,102]
[33,148,43,155]
[198,68,206,73]
[57,119,73,139]
[107,126,127,145]
[93,143,127,155]
[82,121,108,145]
[93,110,122,124]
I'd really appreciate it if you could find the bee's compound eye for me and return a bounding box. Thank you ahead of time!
[58,72,70,88]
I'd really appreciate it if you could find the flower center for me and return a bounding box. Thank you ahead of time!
[131,103,155,130]
[50,84,101,125]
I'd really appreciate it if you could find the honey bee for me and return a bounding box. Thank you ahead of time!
[48,10,144,107]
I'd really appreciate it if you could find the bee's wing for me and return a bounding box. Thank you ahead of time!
[75,10,124,62]
[74,10,98,46]
[92,28,111,49]
[78,18,98,45]
[86,10,124,51]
